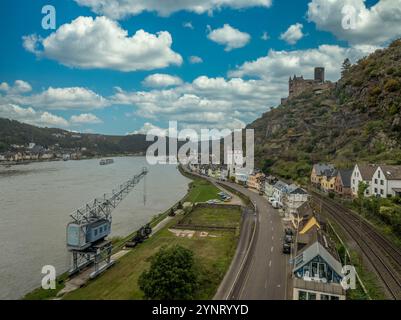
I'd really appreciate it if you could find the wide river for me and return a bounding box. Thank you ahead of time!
[0,157,190,299]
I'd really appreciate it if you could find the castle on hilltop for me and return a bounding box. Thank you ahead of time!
[281,67,333,104]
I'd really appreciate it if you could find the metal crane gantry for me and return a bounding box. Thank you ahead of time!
[66,167,148,278]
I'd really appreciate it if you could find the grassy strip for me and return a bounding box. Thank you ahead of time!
[180,206,242,229]
[24,168,223,300]
[62,207,241,300]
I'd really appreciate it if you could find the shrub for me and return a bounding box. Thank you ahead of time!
[384,79,401,92]
[369,85,382,96]
[138,245,199,300]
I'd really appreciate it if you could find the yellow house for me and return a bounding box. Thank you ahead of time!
[321,175,337,192]
[311,164,336,190]
[247,172,265,191]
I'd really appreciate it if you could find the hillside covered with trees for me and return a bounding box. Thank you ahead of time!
[0,118,152,155]
[248,39,401,183]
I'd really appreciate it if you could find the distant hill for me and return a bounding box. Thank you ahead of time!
[247,39,401,183]
[0,118,152,155]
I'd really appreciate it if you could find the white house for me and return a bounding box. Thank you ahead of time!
[272,181,289,204]
[285,185,309,215]
[371,166,401,198]
[235,168,250,185]
[351,164,378,197]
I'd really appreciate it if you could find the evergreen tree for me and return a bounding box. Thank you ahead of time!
[341,58,352,77]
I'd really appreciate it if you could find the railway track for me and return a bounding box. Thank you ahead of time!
[311,191,401,300]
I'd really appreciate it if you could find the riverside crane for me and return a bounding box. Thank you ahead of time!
[66,167,148,278]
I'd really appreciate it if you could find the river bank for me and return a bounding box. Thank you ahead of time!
[24,168,242,300]
[0,157,189,300]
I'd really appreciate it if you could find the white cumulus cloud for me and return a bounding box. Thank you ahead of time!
[112,75,278,130]
[229,44,378,81]
[207,24,251,51]
[70,113,103,124]
[280,23,304,45]
[0,80,32,94]
[0,82,110,111]
[23,16,183,72]
[307,0,401,46]
[74,0,272,19]
[142,74,183,88]
[0,104,69,127]
[189,56,203,64]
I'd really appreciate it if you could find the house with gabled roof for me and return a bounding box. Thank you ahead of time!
[310,163,335,187]
[292,223,346,300]
[351,164,379,197]
[371,165,401,198]
[272,180,288,204]
[335,169,353,197]
[284,184,309,215]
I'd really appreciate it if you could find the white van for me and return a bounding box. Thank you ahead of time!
[272,201,282,209]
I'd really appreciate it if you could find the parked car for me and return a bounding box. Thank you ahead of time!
[284,234,293,244]
[272,201,282,209]
[207,199,220,204]
[282,242,291,254]
[285,228,294,236]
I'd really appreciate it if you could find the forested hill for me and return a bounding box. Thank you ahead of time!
[0,118,152,155]
[247,39,401,183]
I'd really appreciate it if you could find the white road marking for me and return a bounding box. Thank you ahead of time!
[271,247,274,253]
[269,260,272,267]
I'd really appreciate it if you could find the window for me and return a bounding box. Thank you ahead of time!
[319,263,327,279]
[378,171,381,178]
[298,291,317,300]
[374,188,378,193]
[374,179,378,184]
[321,294,330,301]
[299,291,307,300]
[312,262,318,277]
[381,189,384,195]
[380,180,384,186]
[94,229,98,236]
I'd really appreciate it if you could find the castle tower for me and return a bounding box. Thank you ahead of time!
[314,67,325,83]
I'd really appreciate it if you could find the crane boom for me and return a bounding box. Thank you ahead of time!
[69,167,148,224]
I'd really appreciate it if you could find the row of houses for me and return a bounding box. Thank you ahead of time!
[311,163,401,198]
[264,177,310,216]
[0,142,86,163]
[291,203,346,300]
[189,164,310,218]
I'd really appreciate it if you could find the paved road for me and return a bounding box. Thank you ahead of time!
[183,169,288,300]
[218,181,288,300]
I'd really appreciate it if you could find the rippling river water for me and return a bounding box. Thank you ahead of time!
[0,157,190,299]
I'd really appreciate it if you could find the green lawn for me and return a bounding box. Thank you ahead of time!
[62,206,240,300]
[185,178,220,203]
[180,206,242,229]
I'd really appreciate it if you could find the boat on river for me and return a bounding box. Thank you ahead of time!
[99,159,114,166]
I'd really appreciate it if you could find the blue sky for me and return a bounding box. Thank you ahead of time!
[1,0,398,136]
